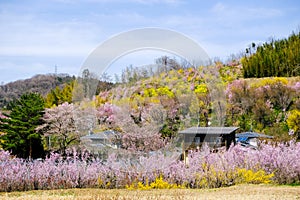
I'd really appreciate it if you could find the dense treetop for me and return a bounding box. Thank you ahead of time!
[242,31,300,78]
[0,93,45,159]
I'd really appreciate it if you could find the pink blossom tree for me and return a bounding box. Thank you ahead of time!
[37,103,81,155]
[96,102,118,129]
[114,104,166,152]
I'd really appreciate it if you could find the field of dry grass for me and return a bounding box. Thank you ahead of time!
[0,184,299,200]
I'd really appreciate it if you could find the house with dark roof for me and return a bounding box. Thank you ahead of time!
[178,127,239,163]
[179,126,239,149]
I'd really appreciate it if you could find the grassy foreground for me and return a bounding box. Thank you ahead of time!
[0,184,299,200]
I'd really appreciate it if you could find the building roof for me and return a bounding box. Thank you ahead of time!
[81,132,107,140]
[236,132,273,139]
[80,130,120,140]
[178,127,239,135]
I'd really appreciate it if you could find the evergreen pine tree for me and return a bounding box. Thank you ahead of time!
[0,93,45,159]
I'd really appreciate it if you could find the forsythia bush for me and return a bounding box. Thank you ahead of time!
[126,175,185,190]
[194,164,236,188]
[236,168,274,184]
[126,168,274,190]
[193,167,273,189]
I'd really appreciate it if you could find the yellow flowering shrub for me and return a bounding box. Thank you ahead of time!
[157,86,174,98]
[194,165,274,189]
[98,177,112,189]
[287,109,300,135]
[251,77,288,88]
[194,164,237,188]
[144,88,158,97]
[236,168,274,184]
[194,84,208,94]
[126,175,185,190]
[177,68,184,74]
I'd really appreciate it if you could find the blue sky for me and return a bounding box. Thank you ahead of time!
[0,0,299,83]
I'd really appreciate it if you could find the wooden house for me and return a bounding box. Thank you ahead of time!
[178,127,239,162]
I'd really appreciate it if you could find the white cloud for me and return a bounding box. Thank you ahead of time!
[0,11,102,57]
[0,1,287,59]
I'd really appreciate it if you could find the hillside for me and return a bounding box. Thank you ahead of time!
[0,74,75,108]
[95,61,300,140]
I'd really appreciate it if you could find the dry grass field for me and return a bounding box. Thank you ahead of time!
[0,184,299,200]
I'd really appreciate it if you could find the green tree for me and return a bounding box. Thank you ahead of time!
[242,31,300,78]
[45,81,74,108]
[0,93,45,159]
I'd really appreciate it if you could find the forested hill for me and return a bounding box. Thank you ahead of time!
[242,31,300,78]
[0,74,75,108]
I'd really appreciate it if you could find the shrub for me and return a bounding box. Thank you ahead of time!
[236,168,274,184]
[0,141,299,192]
[126,175,185,190]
